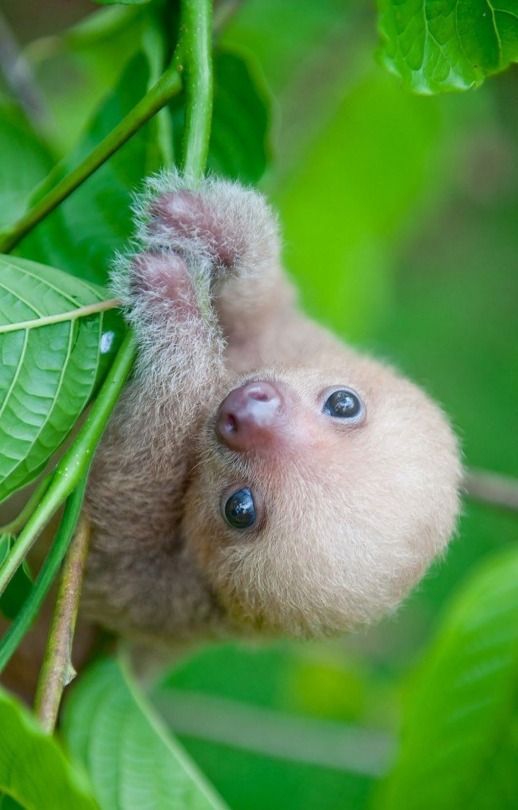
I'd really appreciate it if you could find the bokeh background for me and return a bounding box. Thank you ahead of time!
[1,1,517,808]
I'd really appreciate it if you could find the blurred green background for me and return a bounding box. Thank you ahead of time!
[1,0,517,807]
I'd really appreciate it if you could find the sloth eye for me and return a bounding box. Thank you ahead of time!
[323,389,363,420]
[223,487,257,530]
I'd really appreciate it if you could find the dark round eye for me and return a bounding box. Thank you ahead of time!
[223,487,257,530]
[323,389,363,419]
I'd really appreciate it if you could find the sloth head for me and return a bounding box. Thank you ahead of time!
[182,346,461,637]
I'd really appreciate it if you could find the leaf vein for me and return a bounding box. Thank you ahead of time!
[0,330,29,422]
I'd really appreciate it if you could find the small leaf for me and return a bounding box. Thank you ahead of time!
[63,657,228,810]
[0,255,123,502]
[0,685,98,809]
[378,0,518,94]
[0,534,33,620]
[172,49,271,184]
[379,548,518,810]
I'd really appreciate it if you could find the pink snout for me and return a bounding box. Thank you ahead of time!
[216,381,285,452]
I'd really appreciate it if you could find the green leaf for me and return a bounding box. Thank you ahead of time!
[378,0,518,94]
[0,685,98,809]
[0,105,53,230]
[172,48,271,184]
[209,49,271,183]
[18,51,163,285]
[378,548,518,810]
[0,534,33,620]
[0,255,122,503]
[63,657,229,810]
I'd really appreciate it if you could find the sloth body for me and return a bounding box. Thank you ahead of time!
[84,174,461,646]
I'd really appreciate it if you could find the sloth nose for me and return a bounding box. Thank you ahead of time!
[216,381,284,452]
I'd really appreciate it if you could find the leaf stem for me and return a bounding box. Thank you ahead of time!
[179,0,213,179]
[0,298,120,335]
[0,477,88,674]
[0,331,135,598]
[34,513,91,733]
[0,69,182,253]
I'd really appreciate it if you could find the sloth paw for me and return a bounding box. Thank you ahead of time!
[130,251,198,317]
[147,190,242,270]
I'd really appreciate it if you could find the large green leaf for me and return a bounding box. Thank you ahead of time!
[208,49,270,183]
[378,0,518,94]
[62,657,228,810]
[378,548,518,810]
[0,255,122,503]
[0,685,98,809]
[18,50,163,285]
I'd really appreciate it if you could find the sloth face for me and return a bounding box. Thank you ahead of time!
[182,353,461,637]
[217,382,367,533]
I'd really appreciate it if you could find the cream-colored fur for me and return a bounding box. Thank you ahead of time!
[84,172,461,645]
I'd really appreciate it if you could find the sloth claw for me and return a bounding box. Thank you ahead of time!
[148,191,239,269]
[130,251,198,317]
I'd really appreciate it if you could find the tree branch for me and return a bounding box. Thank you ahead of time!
[0,477,88,674]
[34,514,91,733]
[464,468,518,512]
[178,0,213,179]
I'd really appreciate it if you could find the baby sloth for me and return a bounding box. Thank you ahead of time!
[84,172,461,646]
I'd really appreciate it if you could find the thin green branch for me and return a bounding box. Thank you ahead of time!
[0,69,182,254]
[0,474,52,535]
[0,331,135,598]
[0,477,87,674]
[34,513,91,732]
[179,0,213,179]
